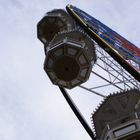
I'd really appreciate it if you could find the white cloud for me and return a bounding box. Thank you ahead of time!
[0,0,140,140]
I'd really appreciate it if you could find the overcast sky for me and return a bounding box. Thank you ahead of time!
[0,0,140,140]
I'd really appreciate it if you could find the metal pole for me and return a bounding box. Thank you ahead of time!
[59,87,96,140]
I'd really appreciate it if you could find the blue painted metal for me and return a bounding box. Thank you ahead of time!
[70,6,140,64]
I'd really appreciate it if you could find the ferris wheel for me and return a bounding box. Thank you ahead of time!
[37,4,140,140]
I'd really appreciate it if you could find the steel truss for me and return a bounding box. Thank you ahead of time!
[79,43,140,97]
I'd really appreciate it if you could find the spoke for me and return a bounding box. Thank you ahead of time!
[79,85,106,98]
[95,63,132,89]
[97,54,138,88]
[91,71,123,91]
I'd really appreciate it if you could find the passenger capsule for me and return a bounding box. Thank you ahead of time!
[44,30,96,89]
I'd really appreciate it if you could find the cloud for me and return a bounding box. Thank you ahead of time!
[0,0,140,140]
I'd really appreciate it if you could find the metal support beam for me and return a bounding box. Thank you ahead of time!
[59,87,96,140]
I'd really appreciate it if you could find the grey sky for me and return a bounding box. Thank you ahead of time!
[0,0,140,140]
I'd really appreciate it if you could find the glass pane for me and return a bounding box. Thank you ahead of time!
[47,58,53,68]
[80,68,88,78]
[53,48,63,57]
[71,79,81,86]
[67,47,77,56]
[48,72,56,80]
[58,80,67,86]
[114,124,136,137]
[41,37,47,43]
[79,54,87,64]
